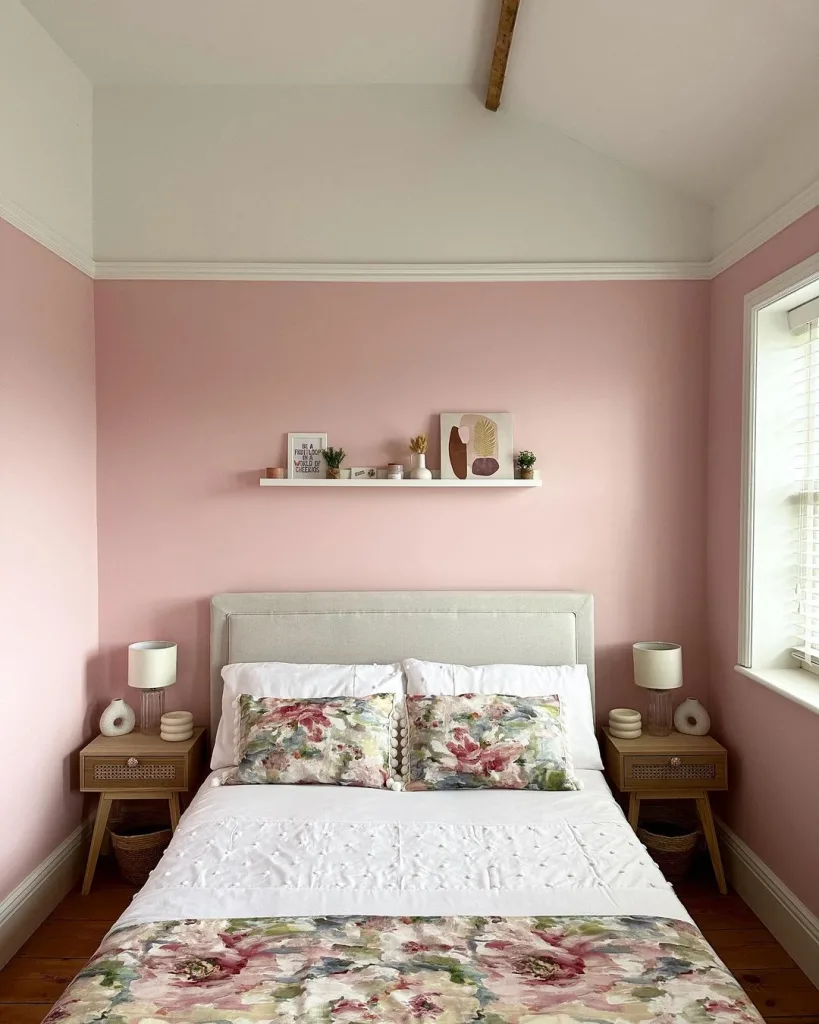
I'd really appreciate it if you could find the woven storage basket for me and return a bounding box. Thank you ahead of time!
[110,824,171,886]
[637,815,701,883]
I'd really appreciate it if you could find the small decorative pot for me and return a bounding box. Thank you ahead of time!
[326,467,340,479]
[608,707,642,738]
[387,464,404,480]
[410,453,432,480]
[160,711,194,742]
[100,698,136,737]
[674,697,711,736]
[520,467,534,480]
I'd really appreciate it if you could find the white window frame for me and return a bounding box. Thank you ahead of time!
[738,251,819,714]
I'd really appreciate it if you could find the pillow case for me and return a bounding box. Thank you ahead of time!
[402,660,602,771]
[213,662,404,769]
[228,692,400,789]
[405,692,582,792]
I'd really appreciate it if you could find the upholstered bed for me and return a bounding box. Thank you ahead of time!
[45,592,762,1024]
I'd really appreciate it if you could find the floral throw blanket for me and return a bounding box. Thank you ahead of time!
[44,914,762,1024]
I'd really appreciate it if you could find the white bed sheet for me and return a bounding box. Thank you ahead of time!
[116,771,692,929]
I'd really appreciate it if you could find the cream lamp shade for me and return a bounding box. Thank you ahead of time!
[128,641,177,690]
[633,642,683,690]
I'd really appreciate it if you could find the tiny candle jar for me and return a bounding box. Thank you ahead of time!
[160,710,194,742]
[608,707,642,739]
[265,467,285,479]
[387,464,404,479]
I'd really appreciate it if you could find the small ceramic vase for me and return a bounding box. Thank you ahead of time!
[410,454,433,480]
[674,697,711,736]
[100,698,136,737]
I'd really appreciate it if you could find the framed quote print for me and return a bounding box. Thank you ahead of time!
[288,433,327,479]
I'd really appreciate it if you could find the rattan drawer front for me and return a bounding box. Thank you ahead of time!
[624,754,726,790]
[82,755,188,791]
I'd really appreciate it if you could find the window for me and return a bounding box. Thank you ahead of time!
[738,253,819,712]
[793,310,819,667]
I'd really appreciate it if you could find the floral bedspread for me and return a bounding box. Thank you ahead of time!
[44,914,762,1024]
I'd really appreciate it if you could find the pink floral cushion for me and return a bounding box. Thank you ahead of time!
[229,693,398,789]
[406,693,581,791]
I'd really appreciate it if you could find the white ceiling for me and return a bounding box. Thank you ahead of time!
[20,0,819,201]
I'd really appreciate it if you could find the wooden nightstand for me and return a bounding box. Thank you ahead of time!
[80,728,206,894]
[602,729,728,894]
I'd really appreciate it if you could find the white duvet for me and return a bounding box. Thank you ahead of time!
[116,771,691,930]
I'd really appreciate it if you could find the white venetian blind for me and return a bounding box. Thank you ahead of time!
[794,317,819,664]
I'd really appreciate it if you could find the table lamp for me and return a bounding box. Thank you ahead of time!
[633,641,682,736]
[128,641,177,733]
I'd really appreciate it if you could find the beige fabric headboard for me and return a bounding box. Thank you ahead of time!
[210,591,594,741]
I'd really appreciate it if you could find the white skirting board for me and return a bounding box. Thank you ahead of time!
[0,819,92,970]
[717,818,819,988]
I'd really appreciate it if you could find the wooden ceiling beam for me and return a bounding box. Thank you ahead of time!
[485,0,521,112]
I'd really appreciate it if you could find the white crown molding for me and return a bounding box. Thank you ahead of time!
[93,260,712,282]
[717,817,819,988]
[0,197,94,278]
[4,176,815,282]
[710,178,819,279]
[0,816,92,969]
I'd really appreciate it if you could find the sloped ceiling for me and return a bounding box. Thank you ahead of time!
[19,0,819,206]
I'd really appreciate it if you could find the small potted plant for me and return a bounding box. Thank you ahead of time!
[516,450,537,480]
[409,434,432,480]
[320,447,346,479]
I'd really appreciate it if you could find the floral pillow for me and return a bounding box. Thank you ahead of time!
[228,693,400,789]
[405,692,581,791]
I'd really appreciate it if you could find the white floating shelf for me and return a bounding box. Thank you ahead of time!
[259,478,541,488]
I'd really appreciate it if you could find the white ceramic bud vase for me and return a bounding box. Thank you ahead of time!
[410,453,432,480]
[100,697,136,737]
[673,697,711,736]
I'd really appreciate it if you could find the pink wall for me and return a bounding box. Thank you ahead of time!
[95,279,710,727]
[0,218,98,899]
[708,206,819,915]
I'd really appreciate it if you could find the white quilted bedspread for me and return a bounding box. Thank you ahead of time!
[116,771,689,928]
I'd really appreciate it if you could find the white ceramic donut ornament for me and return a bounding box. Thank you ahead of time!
[674,697,711,736]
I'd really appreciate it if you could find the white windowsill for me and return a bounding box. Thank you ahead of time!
[734,665,819,714]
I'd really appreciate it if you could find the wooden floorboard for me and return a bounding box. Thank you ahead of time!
[17,919,111,959]
[0,958,88,1003]
[736,969,819,1017]
[707,928,798,970]
[0,1004,53,1023]
[49,885,134,921]
[0,855,815,1021]
[679,891,763,930]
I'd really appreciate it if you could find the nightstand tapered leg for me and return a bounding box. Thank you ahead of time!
[627,792,641,829]
[169,792,181,831]
[82,793,113,895]
[696,794,728,895]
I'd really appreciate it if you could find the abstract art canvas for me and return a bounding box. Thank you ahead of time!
[440,413,514,480]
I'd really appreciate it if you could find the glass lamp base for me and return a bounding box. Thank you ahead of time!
[646,690,673,736]
[140,688,166,733]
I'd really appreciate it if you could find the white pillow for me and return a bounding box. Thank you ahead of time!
[212,662,404,769]
[402,659,603,771]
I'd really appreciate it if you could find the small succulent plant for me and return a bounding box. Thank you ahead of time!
[320,447,347,469]
[516,450,537,470]
[409,434,428,455]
